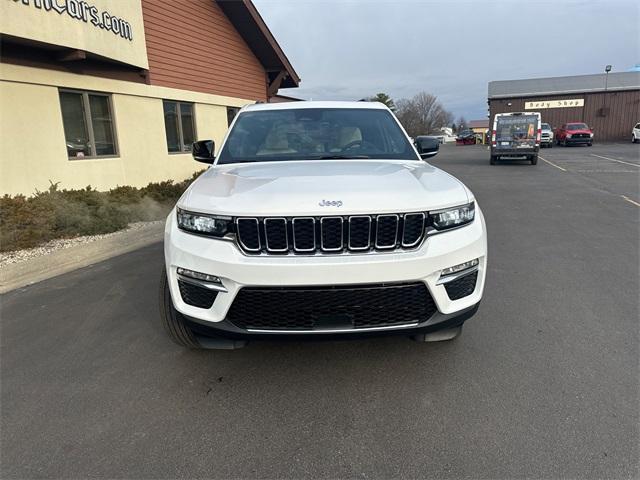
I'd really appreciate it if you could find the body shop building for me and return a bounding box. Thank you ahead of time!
[0,0,299,195]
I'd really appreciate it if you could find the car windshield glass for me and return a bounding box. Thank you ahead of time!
[567,123,588,130]
[216,108,419,164]
[541,123,551,130]
[495,115,538,141]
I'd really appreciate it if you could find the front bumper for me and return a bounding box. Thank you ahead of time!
[540,136,553,144]
[492,147,539,157]
[164,206,487,335]
[564,136,592,144]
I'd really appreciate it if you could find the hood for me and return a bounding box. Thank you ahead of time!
[179,160,470,217]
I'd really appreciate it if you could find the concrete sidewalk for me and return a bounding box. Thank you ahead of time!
[0,222,164,294]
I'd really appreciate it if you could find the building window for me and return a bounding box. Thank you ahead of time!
[59,90,117,159]
[163,101,196,153]
[227,106,240,127]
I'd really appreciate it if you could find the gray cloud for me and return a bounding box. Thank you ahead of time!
[254,0,639,120]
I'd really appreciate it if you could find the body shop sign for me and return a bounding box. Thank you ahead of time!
[525,99,584,110]
[13,0,133,40]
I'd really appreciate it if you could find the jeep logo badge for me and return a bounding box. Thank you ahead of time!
[319,199,343,207]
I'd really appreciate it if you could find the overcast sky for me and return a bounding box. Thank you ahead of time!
[253,0,639,121]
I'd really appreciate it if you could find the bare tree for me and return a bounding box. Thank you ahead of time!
[395,92,453,137]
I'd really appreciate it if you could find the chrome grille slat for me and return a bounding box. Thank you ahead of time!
[264,218,288,252]
[375,214,399,249]
[401,213,425,248]
[348,216,371,251]
[320,217,344,252]
[292,217,316,252]
[236,213,426,255]
[235,218,261,252]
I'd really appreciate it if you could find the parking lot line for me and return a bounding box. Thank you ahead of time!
[590,154,640,168]
[621,195,640,207]
[538,155,566,172]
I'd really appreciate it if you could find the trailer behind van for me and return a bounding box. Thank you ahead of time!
[490,112,541,165]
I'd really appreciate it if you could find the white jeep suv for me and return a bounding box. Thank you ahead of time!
[161,101,487,349]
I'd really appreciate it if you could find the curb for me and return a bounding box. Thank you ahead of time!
[0,222,164,294]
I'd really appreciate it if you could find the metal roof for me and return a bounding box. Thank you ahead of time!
[488,72,640,99]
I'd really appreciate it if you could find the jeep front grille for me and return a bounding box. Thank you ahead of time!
[227,282,437,331]
[234,213,428,255]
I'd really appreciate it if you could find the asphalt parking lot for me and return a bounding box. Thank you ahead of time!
[2,142,639,479]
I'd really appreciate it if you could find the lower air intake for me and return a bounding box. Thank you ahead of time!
[227,282,437,331]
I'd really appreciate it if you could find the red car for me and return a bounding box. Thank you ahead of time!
[555,122,594,146]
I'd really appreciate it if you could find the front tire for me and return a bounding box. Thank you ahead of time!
[587,142,592,147]
[531,155,538,165]
[490,155,497,165]
[159,267,201,348]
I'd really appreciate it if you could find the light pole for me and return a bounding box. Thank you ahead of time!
[604,65,612,91]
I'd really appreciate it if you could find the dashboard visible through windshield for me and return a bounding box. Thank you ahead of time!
[216,108,419,164]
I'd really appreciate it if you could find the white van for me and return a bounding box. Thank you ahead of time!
[490,112,541,165]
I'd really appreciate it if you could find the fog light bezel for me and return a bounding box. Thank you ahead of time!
[176,267,227,292]
[437,258,479,285]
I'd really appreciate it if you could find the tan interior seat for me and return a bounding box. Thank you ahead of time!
[332,126,362,151]
[256,124,297,155]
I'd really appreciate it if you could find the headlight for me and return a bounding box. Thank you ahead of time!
[432,202,475,230]
[590,133,594,138]
[177,208,232,237]
[567,133,572,138]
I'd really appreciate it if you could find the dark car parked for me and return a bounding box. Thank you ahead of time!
[456,130,476,145]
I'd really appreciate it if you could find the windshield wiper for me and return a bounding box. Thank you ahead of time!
[314,155,370,160]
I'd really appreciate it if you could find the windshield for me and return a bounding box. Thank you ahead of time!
[216,108,419,164]
[541,123,551,130]
[567,123,588,130]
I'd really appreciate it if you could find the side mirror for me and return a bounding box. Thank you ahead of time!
[192,140,215,164]
[415,136,439,159]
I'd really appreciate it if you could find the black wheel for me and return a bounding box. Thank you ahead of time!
[548,142,553,148]
[587,142,592,147]
[531,155,538,165]
[490,155,497,165]
[159,267,201,348]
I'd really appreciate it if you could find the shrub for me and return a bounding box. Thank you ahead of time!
[0,171,203,252]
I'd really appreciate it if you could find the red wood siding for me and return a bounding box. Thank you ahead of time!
[141,0,267,101]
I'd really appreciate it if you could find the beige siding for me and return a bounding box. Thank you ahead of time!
[0,65,248,195]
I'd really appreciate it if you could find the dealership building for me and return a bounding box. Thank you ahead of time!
[0,0,299,195]
[488,72,640,142]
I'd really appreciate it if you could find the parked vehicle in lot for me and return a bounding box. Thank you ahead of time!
[555,122,593,146]
[161,101,487,349]
[456,130,476,145]
[490,112,540,165]
[632,122,640,143]
[540,122,554,148]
